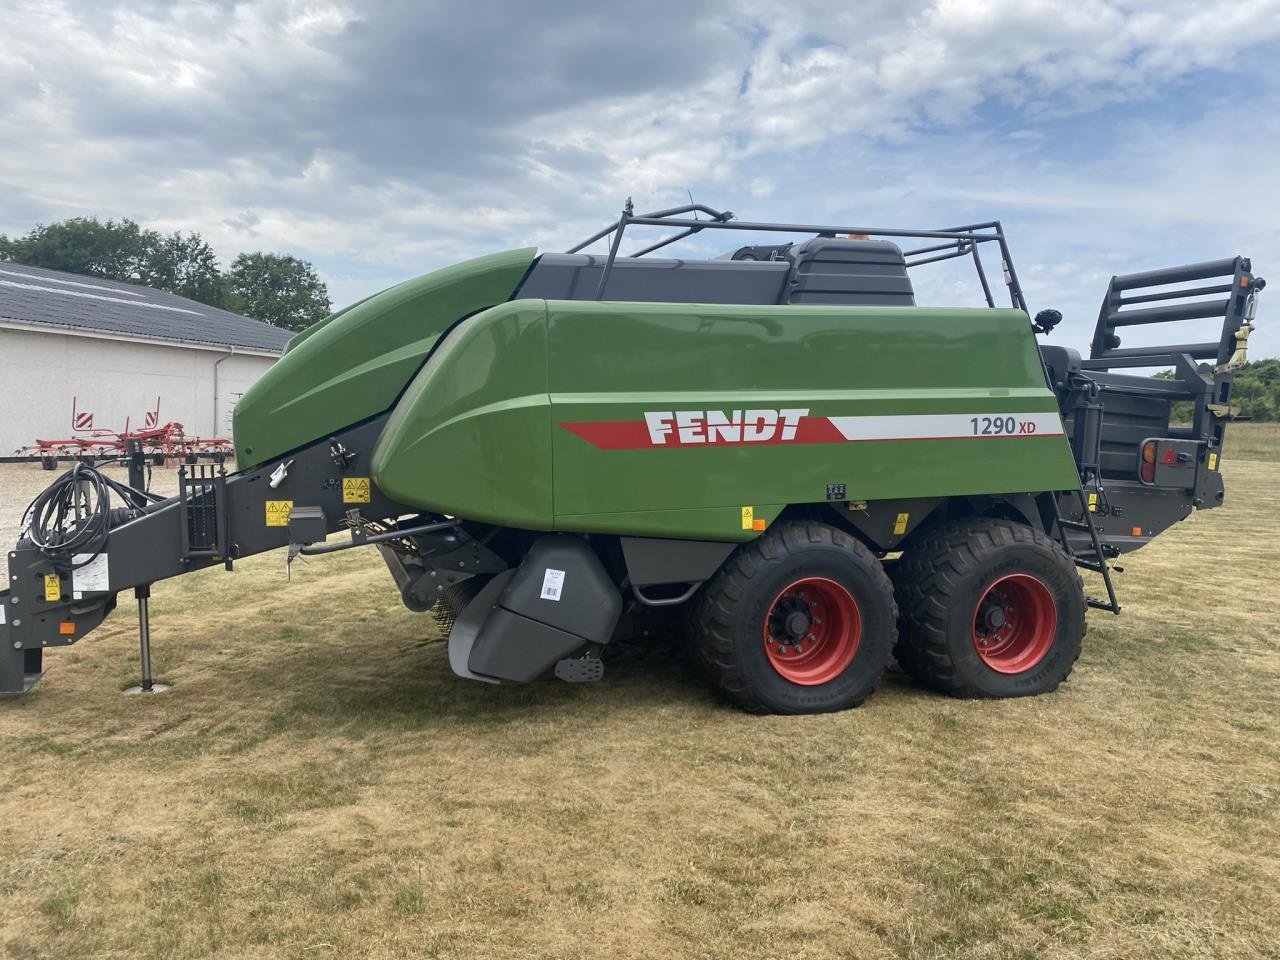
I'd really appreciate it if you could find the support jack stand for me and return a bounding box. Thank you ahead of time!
[124,584,169,695]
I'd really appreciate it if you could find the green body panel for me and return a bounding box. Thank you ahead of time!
[282,289,377,355]
[232,248,537,468]
[372,296,1081,541]
[372,301,554,528]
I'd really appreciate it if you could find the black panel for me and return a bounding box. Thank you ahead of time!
[517,254,789,305]
[620,537,735,587]
[467,607,585,682]
[1038,345,1082,390]
[495,536,621,641]
[519,240,916,310]
[783,239,916,306]
[463,536,623,683]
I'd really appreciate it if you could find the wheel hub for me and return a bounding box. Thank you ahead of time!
[763,578,862,685]
[981,603,1007,632]
[782,607,812,640]
[971,573,1057,674]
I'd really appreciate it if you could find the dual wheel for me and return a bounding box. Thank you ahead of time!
[691,517,1085,714]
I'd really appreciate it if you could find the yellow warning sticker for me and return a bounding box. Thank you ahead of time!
[1208,452,1219,471]
[1088,492,1099,512]
[265,500,293,527]
[342,477,371,504]
[741,506,754,530]
[43,574,61,602]
[893,512,910,535]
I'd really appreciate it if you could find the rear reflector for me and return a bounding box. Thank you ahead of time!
[1160,446,1179,466]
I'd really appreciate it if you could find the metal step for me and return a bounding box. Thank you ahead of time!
[1053,487,1121,614]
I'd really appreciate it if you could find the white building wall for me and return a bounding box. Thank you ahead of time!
[0,325,277,455]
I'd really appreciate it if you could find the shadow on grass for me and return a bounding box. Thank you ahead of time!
[239,632,728,738]
[235,627,948,746]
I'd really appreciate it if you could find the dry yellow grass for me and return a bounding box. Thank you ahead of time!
[1,429,1278,960]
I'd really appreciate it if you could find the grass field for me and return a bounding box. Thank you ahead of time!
[1,427,1277,959]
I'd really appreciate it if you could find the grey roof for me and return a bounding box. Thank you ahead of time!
[0,261,294,353]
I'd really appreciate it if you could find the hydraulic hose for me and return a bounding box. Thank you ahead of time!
[20,462,164,571]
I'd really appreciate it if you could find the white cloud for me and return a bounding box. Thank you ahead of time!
[0,0,1278,362]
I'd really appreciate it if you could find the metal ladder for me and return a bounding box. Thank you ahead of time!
[1053,487,1121,613]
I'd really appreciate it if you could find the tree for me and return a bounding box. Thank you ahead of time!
[226,252,331,331]
[140,232,229,308]
[1230,358,1280,421]
[0,217,233,309]
[0,217,152,280]
[1158,358,1280,422]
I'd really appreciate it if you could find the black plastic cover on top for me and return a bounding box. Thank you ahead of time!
[782,239,916,306]
[517,238,915,308]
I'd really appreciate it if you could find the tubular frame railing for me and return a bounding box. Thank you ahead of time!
[568,200,1027,311]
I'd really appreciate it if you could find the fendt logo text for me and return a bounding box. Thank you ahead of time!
[644,409,810,445]
[558,410,1065,450]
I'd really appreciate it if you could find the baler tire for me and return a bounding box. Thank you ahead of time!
[891,517,1085,698]
[691,521,896,715]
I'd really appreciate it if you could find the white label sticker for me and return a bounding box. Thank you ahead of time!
[828,411,1064,441]
[71,553,111,593]
[540,568,565,601]
[0,604,5,625]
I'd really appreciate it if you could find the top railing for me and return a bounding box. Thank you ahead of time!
[567,200,1027,311]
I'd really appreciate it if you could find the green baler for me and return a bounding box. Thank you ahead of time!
[1,204,1263,713]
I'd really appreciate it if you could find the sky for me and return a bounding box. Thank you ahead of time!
[2,0,1279,359]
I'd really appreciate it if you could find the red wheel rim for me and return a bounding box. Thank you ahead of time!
[971,573,1057,674]
[762,577,861,685]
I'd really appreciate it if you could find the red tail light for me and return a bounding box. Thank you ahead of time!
[1140,461,1155,484]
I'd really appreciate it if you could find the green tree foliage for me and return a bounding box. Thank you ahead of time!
[1229,358,1280,421]
[143,232,228,307]
[225,252,331,332]
[1,217,233,309]
[0,217,330,330]
[1157,359,1280,422]
[1,217,155,282]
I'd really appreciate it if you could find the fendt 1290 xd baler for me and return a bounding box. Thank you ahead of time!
[1,203,1264,713]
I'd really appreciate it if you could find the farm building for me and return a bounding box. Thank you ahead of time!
[0,262,293,457]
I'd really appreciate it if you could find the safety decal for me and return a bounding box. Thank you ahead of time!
[70,552,111,599]
[266,500,293,527]
[71,553,110,595]
[560,410,1065,450]
[342,477,371,504]
[1208,452,1219,471]
[44,574,61,603]
[741,506,754,530]
[893,512,910,536]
